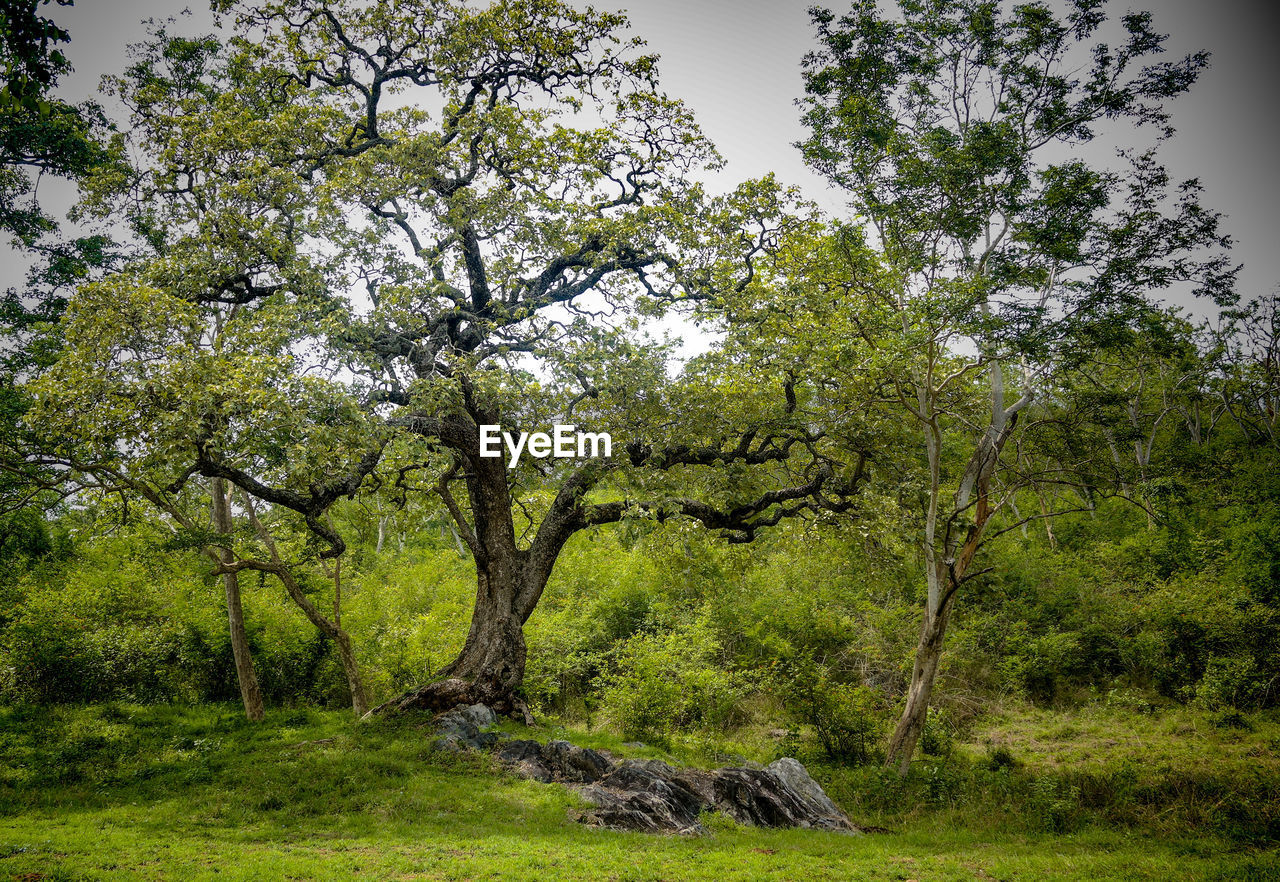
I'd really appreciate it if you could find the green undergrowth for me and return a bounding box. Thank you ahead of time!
[0,703,1274,881]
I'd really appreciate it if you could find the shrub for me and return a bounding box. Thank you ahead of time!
[780,658,887,765]
[600,617,748,740]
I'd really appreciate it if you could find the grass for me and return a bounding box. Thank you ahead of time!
[0,702,1275,880]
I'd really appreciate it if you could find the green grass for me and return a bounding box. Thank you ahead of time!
[0,703,1275,880]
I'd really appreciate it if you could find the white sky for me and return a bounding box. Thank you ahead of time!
[13,0,1280,326]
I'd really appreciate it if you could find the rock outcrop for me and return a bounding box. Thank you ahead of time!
[425,703,861,834]
[431,703,502,752]
[486,727,860,834]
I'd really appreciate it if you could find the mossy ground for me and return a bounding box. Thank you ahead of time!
[0,703,1275,880]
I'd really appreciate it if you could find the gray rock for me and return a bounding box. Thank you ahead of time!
[430,703,502,752]
[766,757,857,832]
[471,704,860,835]
[540,739,614,783]
[575,782,704,834]
[496,738,615,784]
[495,738,555,783]
[702,767,817,828]
[456,704,497,729]
[573,760,707,833]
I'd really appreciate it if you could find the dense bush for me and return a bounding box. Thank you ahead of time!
[2,416,1277,747]
[779,657,887,764]
[600,617,749,741]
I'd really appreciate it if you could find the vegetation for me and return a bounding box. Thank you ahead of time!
[0,703,1276,880]
[0,0,1277,878]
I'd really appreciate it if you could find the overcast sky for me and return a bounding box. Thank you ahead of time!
[33,0,1280,319]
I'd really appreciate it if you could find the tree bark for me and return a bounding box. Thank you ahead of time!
[885,578,952,774]
[370,404,841,722]
[369,436,586,722]
[885,353,1022,773]
[242,497,371,716]
[368,557,544,723]
[211,478,264,721]
[271,560,371,716]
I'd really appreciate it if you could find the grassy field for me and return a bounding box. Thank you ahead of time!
[0,703,1276,881]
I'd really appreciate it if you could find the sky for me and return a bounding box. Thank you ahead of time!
[27,0,1280,321]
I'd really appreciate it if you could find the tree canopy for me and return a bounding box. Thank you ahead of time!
[26,0,859,715]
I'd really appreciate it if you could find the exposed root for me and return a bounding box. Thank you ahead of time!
[364,677,535,726]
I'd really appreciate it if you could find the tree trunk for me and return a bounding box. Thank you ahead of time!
[211,478,264,722]
[369,561,537,722]
[333,630,370,717]
[274,562,370,717]
[370,416,606,722]
[885,351,1020,774]
[241,497,370,716]
[273,562,370,716]
[885,587,952,774]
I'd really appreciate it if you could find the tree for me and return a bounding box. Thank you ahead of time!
[27,0,855,719]
[1220,294,1280,448]
[0,0,117,567]
[796,0,1234,771]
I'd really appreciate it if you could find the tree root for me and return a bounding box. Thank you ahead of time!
[364,677,535,726]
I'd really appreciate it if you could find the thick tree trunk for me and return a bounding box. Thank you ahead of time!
[369,563,537,722]
[370,413,600,722]
[439,570,527,692]
[211,478,264,722]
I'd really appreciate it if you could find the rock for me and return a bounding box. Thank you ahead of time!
[703,768,817,828]
[765,757,857,832]
[450,704,861,835]
[430,703,502,752]
[494,738,614,784]
[456,704,498,729]
[574,760,707,833]
[539,740,614,783]
[494,738,543,762]
[495,739,555,783]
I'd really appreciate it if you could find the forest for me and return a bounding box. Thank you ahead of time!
[0,0,1277,879]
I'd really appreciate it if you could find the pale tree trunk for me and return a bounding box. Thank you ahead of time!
[886,570,952,775]
[1039,489,1058,550]
[886,352,1026,774]
[885,361,948,773]
[211,478,264,721]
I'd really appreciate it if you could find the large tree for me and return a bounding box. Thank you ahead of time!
[795,0,1234,771]
[27,0,855,718]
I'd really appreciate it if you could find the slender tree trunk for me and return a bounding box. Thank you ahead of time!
[885,580,952,775]
[332,630,369,717]
[274,560,371,716]
[211,478,264,721]
[886,349,1022,773]
[243,498,370,716]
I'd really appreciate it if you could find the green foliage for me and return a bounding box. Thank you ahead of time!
[600,617,749,742]
[0,517,354,706]
[778,657,886,765]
